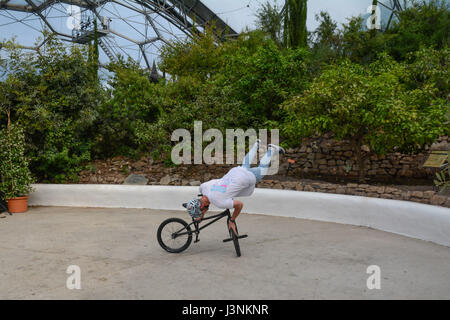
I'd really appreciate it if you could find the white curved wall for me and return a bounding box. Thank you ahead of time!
[29,184,450,247]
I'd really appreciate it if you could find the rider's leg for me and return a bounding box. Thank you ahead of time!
[227,140,259,235]
[247,145,283,182]
[241,139,260,169]
[257,147,274,178]
[229,148,275,234]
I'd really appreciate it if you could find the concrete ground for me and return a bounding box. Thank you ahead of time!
[0,206,450,300]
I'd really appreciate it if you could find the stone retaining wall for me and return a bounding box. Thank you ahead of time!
[76,135,450,208]
[77,160,450,208]
[284,134,449,179]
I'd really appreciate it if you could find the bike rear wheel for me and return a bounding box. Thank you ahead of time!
[157,218,192,253]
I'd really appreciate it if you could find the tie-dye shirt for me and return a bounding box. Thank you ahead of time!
[199,166,257,209]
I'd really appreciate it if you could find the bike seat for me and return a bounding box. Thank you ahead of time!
[182,203,187,208]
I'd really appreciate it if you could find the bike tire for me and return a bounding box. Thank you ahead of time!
[157,218,192,253]
[230,228,241,257]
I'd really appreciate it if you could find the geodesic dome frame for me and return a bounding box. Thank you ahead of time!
[0,0,237,69]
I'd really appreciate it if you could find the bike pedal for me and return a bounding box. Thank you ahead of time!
[237,235,248,239]
[222,238,233,243]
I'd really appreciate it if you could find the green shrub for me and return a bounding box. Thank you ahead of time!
[214,37,311,122]
[282,53,448,178]
[386,0,450,61]
[1,33,105,182]
[0,124,34,198]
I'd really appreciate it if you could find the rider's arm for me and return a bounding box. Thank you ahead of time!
[196,205,209,221]
[231,200,243,220]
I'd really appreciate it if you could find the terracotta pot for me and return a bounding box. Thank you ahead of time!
[7,196,29,213]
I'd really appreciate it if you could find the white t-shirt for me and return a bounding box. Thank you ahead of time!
[199,166,257,209]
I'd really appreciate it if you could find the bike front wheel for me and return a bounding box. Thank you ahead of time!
[157,218,192,253]
[229,228,241,257]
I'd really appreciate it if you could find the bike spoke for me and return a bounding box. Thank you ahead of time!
[161,222,188,250]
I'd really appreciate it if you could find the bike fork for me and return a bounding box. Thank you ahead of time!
[226,214,238,234]
[193,219,200,243]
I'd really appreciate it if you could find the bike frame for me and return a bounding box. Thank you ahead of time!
[174,209,231,238]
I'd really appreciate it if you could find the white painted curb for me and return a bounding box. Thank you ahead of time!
[29,184,450,247]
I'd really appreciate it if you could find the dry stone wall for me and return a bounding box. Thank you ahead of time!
[284,134,449,180]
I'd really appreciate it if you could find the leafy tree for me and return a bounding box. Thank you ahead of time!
[328,1,449,64]
[94,58,163,157]
[311,11,340,49]
[0,31,105,182]
[0,74,25,126]
[214,34,311,123]
[134,83,249,159]
[282,54,447,179]
[309,11,342,71]
[404,47,449,99]
[158,25,225,81]
[341,16,389,64]
[385,0,450,61]
[255,0,284,47]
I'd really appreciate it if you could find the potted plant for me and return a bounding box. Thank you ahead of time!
[0,79,34,213]
[0,122,34,213]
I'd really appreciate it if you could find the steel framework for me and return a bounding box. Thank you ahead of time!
[377,0,405,30]
[0,0,238,69]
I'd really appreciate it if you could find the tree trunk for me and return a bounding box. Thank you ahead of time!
[352,135,365,181]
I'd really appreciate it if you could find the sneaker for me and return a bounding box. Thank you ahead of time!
[268,144,285,155]
[253,139,265,152]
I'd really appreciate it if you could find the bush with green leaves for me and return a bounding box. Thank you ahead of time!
[158,25,226,81]
[93,58,164,158]
[403,47,449,100]
[309,11,343,71]
[0,124,34,199]
[213,35,311,123]
[282,53,448,178]
[255,0,284,47]
[308,1,449,65]
[385,0,449,61]
[133,82,250,159]
[0,32,105,182]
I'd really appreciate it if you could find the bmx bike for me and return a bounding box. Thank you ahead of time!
[157,197,248,257]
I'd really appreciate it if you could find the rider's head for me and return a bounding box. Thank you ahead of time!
[186,198,201,218]
[186,196,210,218]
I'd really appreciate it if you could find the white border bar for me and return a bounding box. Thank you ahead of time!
[29,184,450,247]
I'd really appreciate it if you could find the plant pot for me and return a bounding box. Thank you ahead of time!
[7,196,29,213]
